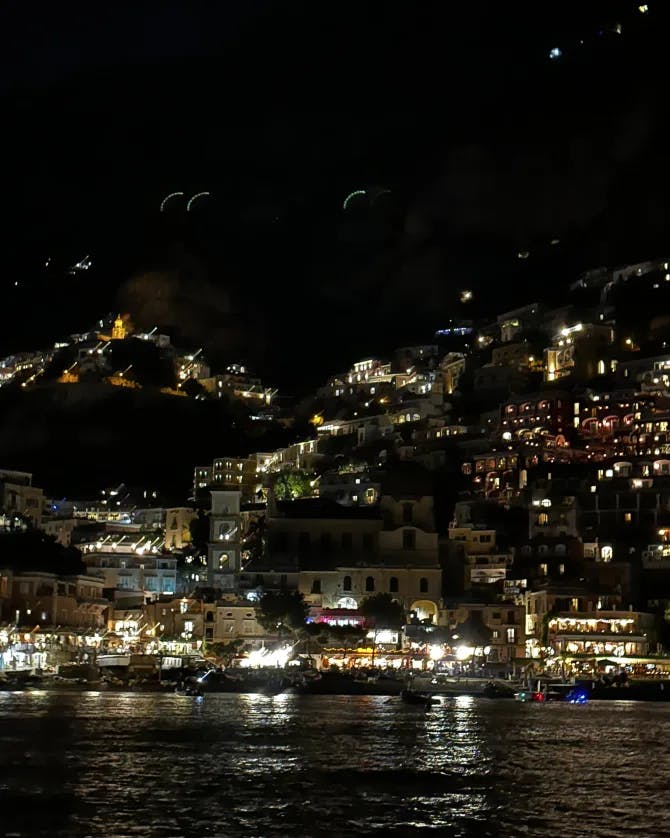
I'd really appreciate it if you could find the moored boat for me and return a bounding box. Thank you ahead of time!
[400,689,440,706]
[293,671,404,696]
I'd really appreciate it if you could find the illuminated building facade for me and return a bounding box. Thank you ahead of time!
[548,611,654,657]
[207,491,242,590]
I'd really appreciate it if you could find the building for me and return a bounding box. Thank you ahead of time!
[207,491,242,590]
[499,392,574,442]
[40,516,78,547]
[142,596,204,646]
[525,585,621,656]
[440,602,526,665]
[175,349,210,382]
[81,543,177,599]
[0,470,44,527]
[496,303,541,343]
[544,322,615,383]
[292,473,443,624]
[439,353,467,395]
[323,358,413,399]
[318,469,380,507]
[447,524,512,591]
[4,571,108,629]
[210,457,262,501]
[547,611,655,657]
[299,563,441,623]
[201,364,277,406]
[164,507,196,549]
[209,600,266,647]
[527,483,579,539]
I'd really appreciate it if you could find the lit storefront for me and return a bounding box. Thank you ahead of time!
[0,627,108,672]
[548,614,651,658]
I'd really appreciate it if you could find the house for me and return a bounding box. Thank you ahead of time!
[5,571,108,629]
[0,469,44,526]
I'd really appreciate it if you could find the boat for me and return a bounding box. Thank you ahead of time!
[293,671,404,696]
[178,669,291,695]
[515,680,588,704]
[482,680,517,699]
[258,676,287,696]
[565,687,589,704]
[400,689,440,706]
[583,679,670,702]
[411,675,494,696]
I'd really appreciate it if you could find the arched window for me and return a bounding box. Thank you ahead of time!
[311,579,321,594]
[365,576,375,592]
[205,611,214,622]
[389,576,399,593]
[342,575,352,591]
[419,577,428,593]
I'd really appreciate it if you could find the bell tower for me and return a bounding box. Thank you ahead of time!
[112,314,127,341]
[207,490,242,591]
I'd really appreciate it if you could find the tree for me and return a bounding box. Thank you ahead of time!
[360,593,404,665]
[181,378,206,398]
[241,514,266,563]
[305,622,367,653]
[189,509,209,553]
[328,623,367,650]
[360,592,404,629]
[0,529,85,575]
[208,639,245,665]
[272,469,313,501]
[257,590,308,636]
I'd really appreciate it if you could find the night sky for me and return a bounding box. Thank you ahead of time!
[3,0,669,392]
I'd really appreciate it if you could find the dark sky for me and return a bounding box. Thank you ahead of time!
[2,0,668,391]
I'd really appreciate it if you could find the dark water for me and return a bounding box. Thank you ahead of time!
[0,692,669,837]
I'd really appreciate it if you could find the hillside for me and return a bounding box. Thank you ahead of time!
[0,384,300,499]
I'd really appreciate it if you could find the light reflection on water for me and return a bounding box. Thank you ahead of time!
[0,692,669,836]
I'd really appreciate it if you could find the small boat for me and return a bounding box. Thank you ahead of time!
[515,680,588,704]
[259,677,286,696]
[483,680,517,699]
[400,689,439,706]
[565,687,588,704]
[174,677,204,697]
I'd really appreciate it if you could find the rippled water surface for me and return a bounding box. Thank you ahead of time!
[1,692,669,837]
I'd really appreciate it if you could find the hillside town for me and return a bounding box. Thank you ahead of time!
[3,256,670,685]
